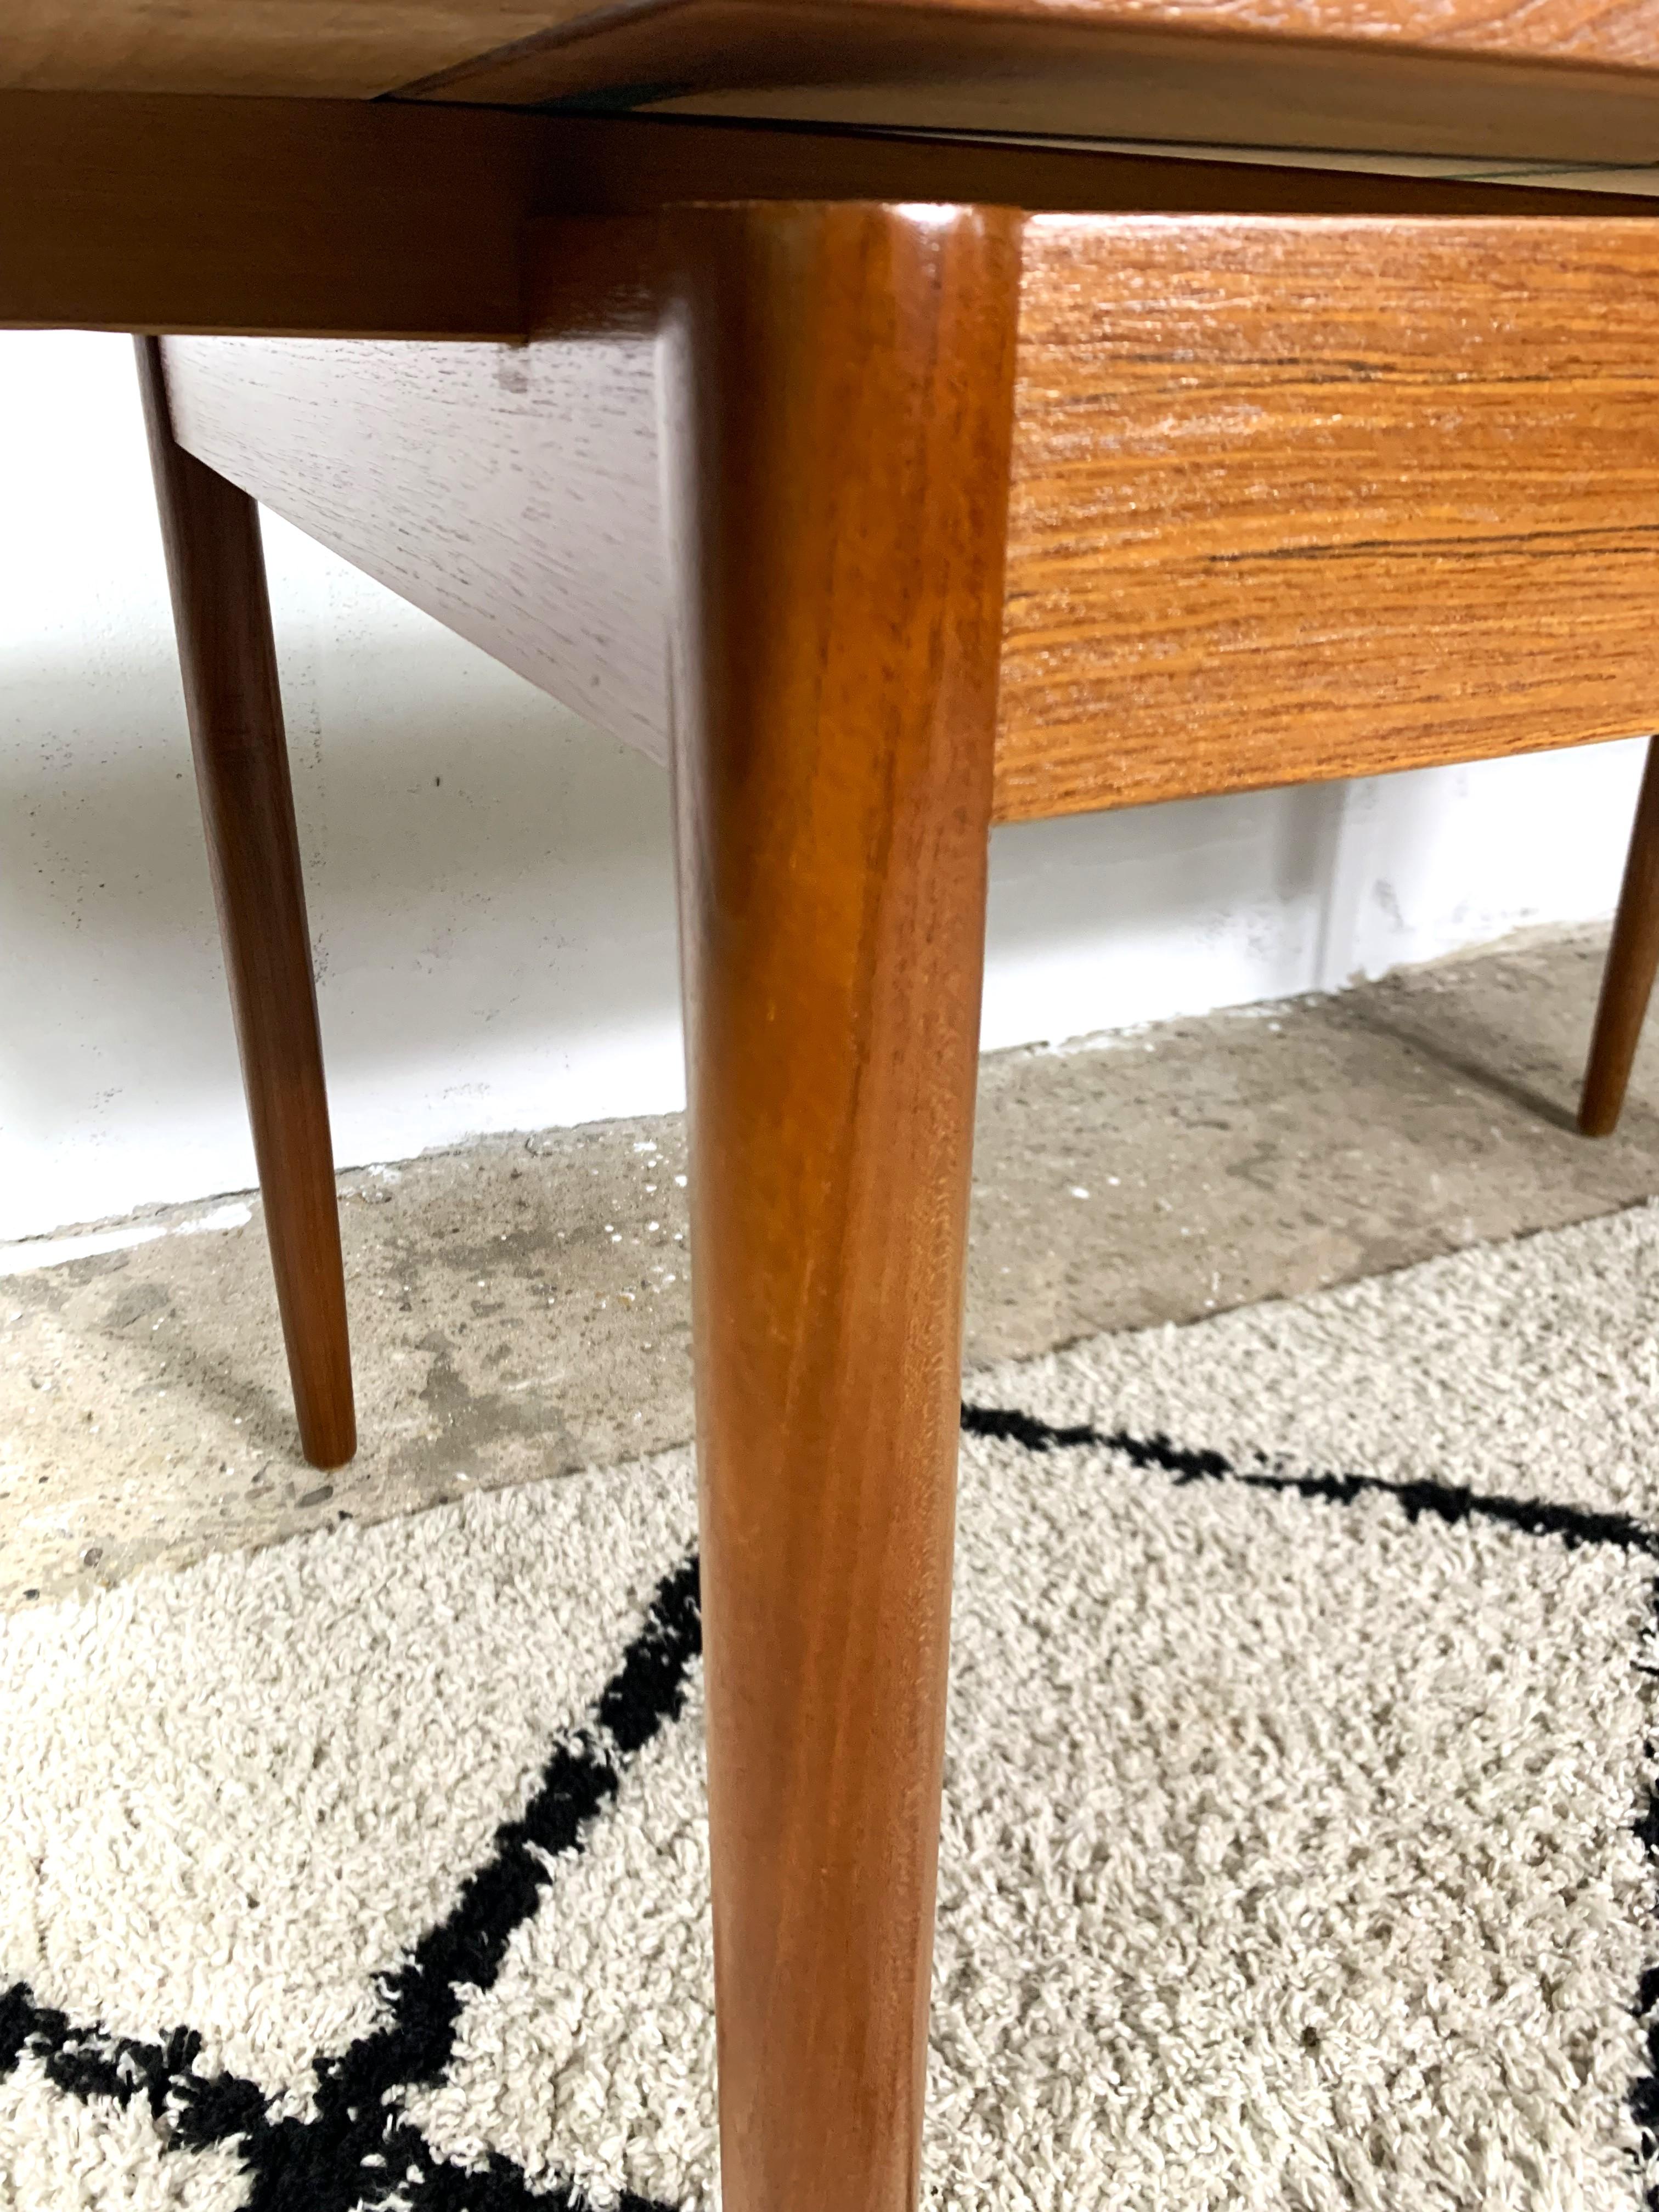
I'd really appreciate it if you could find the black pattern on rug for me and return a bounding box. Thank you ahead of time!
[4,1413,1655,2210]
[1,1556,701,2212]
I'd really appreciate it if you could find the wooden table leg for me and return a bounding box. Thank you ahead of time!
[1581,734,1659,1137]
[134,337,356,1470]
[662,203,1019,2212]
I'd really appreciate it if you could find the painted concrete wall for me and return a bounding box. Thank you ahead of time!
[3,330,1647,1243]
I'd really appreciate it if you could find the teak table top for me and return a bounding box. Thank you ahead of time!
[8,0,1659,157]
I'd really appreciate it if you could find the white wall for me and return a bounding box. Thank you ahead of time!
[2,330,1648,1243]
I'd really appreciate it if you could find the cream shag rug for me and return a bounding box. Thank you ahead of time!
[6,1205,1659,2211]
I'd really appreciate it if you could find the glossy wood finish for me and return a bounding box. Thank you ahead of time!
[16,0,1658,99]
[21,99,1656,341]
[1,0,579,97]
[10,0,1659,159]
[164,207,1659,823]
[663,200,1017,2212]
[0,92,553,337]
[137,338,356,1472]
[996,215,1659,820]
[412,5,1659,163]
[527,119,1659,224]
[1581,737,1659,1135]
[914,0,1659,65]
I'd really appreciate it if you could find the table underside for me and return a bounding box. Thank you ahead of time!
[156,198,1659,823]
[10,89,1659,821]
[12,0,1659,162]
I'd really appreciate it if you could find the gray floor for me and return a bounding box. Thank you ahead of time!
[5,922,1658,1610]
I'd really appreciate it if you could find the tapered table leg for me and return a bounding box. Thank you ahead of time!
[662,204,1020,2212]
[134,337,355,1470]
[1581,735,1659,1137]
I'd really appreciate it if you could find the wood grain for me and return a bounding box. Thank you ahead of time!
[1581,735,1659,1135]
[663,200,1017,2212]
[0,1,588,97]
[29,95,1645,341]
[995,215,1659,821]
[162,286,668,757]
[912,0,1659,67]
[409,2,1659,165]
[136,338,356,1472]
[165,207,1659,823]
[13,0,1657,105]
[9,0,1659,157]
[27,93,1659,342]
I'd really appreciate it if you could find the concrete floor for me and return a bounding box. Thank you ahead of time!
[5,922,1658,1610]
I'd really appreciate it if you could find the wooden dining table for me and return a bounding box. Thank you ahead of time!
[10,8,1659,2205]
